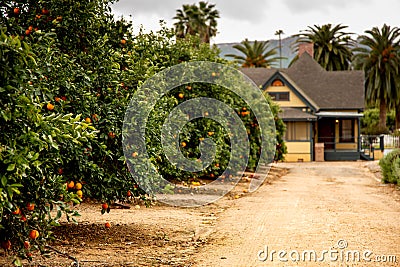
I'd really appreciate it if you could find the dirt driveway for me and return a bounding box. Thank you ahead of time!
[196,161,400,266]
[7,161,400,267]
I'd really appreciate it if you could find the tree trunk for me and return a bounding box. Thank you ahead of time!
[396,104,400,131]
[379,98,387,132]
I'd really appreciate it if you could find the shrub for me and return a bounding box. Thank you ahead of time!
[379,149,400,184]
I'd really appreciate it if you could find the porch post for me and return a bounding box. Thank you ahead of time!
[357,118,361,152]
[310,121,314,161]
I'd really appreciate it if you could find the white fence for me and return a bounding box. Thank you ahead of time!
[384,134,400,148]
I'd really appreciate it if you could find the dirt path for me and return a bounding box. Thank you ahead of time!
[196,161,400,266]
[4,161,399,266]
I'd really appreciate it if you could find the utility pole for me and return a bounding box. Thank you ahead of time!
[275,30,284,68]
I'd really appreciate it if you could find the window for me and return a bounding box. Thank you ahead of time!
[268,92,290,101]
[339,119,354,143]
[285,122,310,141]
[272,79,284,86]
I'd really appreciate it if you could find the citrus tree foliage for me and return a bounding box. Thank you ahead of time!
[0,31,96,262]
[0,0,286,261]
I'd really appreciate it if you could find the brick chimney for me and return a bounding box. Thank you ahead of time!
[298,43,314,57]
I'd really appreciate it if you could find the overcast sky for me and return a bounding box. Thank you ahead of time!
[111,0,400,44]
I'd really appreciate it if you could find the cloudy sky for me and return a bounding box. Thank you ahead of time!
[111,0,400,44]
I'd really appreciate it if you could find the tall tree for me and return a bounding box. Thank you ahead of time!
[226,39,279,68]
[353,24,400,131]
[292,24,354,70]
[173,1,219,43]
[275,30,284,68]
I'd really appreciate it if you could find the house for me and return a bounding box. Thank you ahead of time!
[240,46,367,162]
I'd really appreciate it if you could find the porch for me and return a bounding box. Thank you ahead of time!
[316,114,365,161]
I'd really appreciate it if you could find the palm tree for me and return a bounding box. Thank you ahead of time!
[275,30,284,68]
[173,1,219,43]
[291,24,354,70]
[226,39,280,68]
[353,24,400,131]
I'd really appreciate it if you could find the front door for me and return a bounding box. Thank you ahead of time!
[318,118,335,150]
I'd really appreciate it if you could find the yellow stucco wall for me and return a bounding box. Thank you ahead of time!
[284,142,311,162]
[266,86,307,107]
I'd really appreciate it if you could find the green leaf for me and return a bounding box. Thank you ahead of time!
[1,176,7,187]
[7,164,15,171]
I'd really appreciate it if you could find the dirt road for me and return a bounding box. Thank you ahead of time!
[196,161,400,266]
[6,161,399,267]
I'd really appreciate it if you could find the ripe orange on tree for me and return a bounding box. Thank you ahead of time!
[85,117,91,123]
[127,190,132,197]
[75,182,82,190]
[13,8,20,15]
[101,203,108,210]
[26,203,35,211]
[178,93,184,99]
[67,181,75,189]
[12,207,21,215]
[46,103,54,110]
[108,132,116,138]
[24,241,30,249]
[120,39,126,44]
[29,230,39,240]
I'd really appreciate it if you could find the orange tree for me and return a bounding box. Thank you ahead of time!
[0,31,96,263]
[1,0,287,263]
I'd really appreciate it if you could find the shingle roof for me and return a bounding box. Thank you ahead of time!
[285,53,364,110]
[239,68,277,88]
[280,108,317,121]
[239,53,365,111]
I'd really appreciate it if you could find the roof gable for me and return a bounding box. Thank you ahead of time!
[263,72,318,111]
[239,53,365,111]
[285,53,364,110]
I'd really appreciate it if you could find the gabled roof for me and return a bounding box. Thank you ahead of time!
[285,53,364,110]
[239,53,365,111]
[276,72,319,111]
[239,68,277,88]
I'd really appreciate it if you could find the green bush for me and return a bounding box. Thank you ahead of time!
[379,149,400,184]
